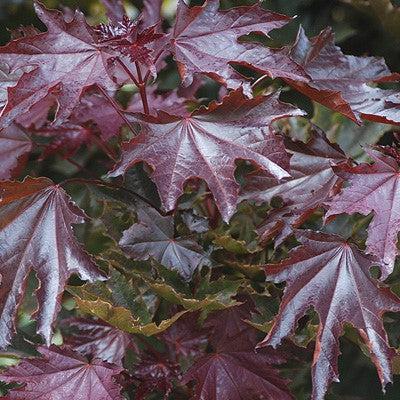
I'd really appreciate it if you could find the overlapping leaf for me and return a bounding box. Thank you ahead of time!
[286,26,400,124]
[183,300,294,400]
[0,124,32,180]
[160,312,208,360]
[326,146,400,279]
[0,2,117,128]
[110,89,303,221]
[0,346,124,400]
[171,0,307,96]
[72,92,125,141]
[62,318,131,365]
[68,268,187,336]
[183,350,293,400]
[128,86,190,116]
[243,126,347,245]
[0,177,104,348]
[204,298,259,352]
[120,206,207,280]
[259,230,400,400]
[132,351,180,399]
[101,0,125,23]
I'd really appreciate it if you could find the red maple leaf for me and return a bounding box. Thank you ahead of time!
[326,146,400,279]
[159,312,208,361]
[286,26,400,125]
[109,89,303,221]
[0,2,117,129]
[243,126,347,246]
[171,0,307,96]
[0,346,124,400]
[0,177,105,348]
[0,123,32,180]
[62,318,132,366]
[259,230,400,400]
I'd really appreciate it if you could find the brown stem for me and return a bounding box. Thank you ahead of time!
[135,61,150,115]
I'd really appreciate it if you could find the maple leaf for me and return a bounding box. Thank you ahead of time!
[183,349,293,400]
[171,0,307,96]
[96,16,163,66]
[286,26,400,124]
[29,92,125,159]
[0,177,104,348]
[119,206,207,280]
[243,126,347,246]
[142,0,163,29]
[36,123,92,160]
[72,92,125,141]
[101,0,125,23]
[326,146,400,279]
[259,230,400,400]
[110,89,303,222]
[205,297,259,352]
[0,123,32,181]
[0,62,24,110]
[62,318,132,365]
[159,311,208,361]
[0,345,124,400]
[0,1,117,128]
[133,351,180,400]
[183,295,296,400]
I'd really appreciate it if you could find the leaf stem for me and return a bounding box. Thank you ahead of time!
[134,62,150,115]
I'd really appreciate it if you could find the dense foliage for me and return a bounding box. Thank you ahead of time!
[1,0,400,399]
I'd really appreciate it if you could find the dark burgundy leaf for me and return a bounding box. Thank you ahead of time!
[183,349,293,400]
[101,0,125,23]
[36,123,92,160]
[0,62,24,110]
[62,318,131,365]
[0,345,124,400]
[133,351,180,400]
[72,92,125,141]
[141,0,163,29]
[286,26,400,124]
[243,126,347,246]
[0,2,117,129]
[0,124,32,180]
[110,89,303,221]
[259,230,400,400]
[326,146,400,279]
[171,0,307,96]
[0,177,105,348]
[205,297,259,352]
[119,206,207,280]
[159,312,208,361]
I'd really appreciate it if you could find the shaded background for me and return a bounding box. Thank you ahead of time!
[1,0,400,399]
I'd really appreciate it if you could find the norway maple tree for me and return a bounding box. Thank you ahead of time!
[1,0,400,399]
